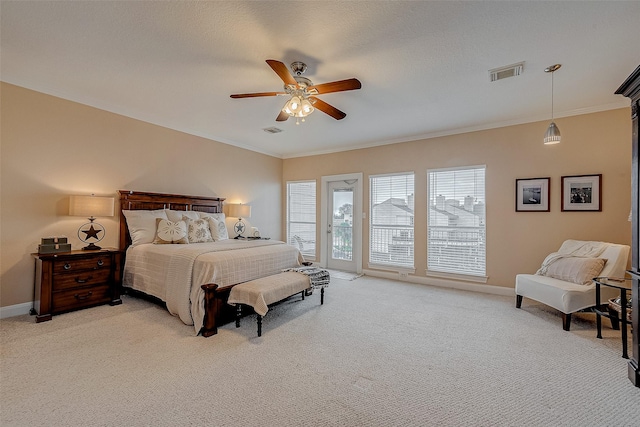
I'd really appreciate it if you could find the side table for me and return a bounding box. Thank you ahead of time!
[593,276,632,359]
[32,248,123,322]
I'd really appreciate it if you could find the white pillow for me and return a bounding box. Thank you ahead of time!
[153,218,189,244]
[542,257,607,285]
[122,209,168,246]
[183,216,213,243]
[207,217,229,241]
[198,212,225,222]
[166,209,199,222]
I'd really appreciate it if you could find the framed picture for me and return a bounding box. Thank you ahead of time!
[561,174,602,211]
[516,177,550,212]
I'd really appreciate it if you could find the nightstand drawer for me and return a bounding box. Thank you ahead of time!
[52,255,112,274]
[52,268,111,291]
[52,284,112,313]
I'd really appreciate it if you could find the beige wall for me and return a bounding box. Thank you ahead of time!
[283,108,632,288]
[1,83,283,308]
[1,82,632,309]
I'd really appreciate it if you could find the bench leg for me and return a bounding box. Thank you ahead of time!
[257,315,262,337]
[321,288,324,305]
[516,295,523,308]
[236,304,242,328]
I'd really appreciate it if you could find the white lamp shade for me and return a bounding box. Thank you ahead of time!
[227,203,251,219]
[69,195,115,217]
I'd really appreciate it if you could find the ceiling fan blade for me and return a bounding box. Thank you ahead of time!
[309,96,347,120]
[266,59,298,87]
[276,110,289,122]
[230,91,285,99]
[308,78,361,94]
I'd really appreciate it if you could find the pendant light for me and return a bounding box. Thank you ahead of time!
[543,64,562,145]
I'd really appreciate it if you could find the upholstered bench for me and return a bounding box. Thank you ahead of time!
[228,271,324,337]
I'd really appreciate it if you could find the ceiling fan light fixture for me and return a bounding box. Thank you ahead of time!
[231,59,361,122]
[301,98,314,115]
[283,95,314,120]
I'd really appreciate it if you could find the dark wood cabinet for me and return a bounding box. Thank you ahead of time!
[32,248,122,322]
[615,65,640,387]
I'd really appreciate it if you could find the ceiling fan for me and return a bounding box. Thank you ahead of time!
[230,60,362,123]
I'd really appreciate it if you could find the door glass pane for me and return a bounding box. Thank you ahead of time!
[332,189,353,261]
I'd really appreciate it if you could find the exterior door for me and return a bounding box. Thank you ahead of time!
[327,180,357,272]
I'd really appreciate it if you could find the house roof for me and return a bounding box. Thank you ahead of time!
[374,198,413,215]
[1,1,638,158]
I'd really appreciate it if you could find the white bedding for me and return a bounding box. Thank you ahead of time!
[123,239,303,333]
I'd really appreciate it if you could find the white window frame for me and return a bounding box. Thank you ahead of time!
[369,172,415,270]
[427,165,487,282]
[286,180,317,260]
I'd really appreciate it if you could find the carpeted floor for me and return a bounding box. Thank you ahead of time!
[1,274,639,426]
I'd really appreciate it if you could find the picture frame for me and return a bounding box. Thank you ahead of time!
[516,177,550,212]
[561,174,602,211]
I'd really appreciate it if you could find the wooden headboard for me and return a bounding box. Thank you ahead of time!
[118,190,225,250]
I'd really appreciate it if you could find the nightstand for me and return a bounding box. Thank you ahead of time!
[32,248,122,322]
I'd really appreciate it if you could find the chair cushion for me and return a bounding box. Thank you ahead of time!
[516,273,618,314]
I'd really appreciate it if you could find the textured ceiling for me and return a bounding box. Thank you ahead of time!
[2,1,639,158]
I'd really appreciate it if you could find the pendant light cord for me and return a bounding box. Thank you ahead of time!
[551,71,554,120]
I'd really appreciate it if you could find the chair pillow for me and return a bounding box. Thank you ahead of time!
[542,257,607,285]
[153,218,189,244]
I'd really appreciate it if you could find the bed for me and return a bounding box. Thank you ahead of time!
[119,190,303,336]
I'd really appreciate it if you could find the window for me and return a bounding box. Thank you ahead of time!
[427,166,486,277]
[287,181,316,259]
[369,172,415,268]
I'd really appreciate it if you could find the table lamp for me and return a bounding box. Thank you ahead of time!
[69,194,115,250]
[228,203,251,237]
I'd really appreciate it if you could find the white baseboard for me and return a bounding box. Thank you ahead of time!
[362,269,514,297]
[0,302,32,319]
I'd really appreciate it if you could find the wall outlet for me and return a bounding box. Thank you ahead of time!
[399,272,409,280]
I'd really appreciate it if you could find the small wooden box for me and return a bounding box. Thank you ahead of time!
[41,237,68,245]
[38,243,72,254]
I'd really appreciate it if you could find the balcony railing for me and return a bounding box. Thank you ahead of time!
[427,225,485,275]
[332,224,352,260]
[370,224,414,266]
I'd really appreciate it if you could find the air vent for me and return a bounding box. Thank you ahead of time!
[263,127,283,134]
[489,62,524,82]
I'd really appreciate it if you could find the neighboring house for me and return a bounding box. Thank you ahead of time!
[370,195,486,266]
[371,198,414,264]
[428,195,486,274]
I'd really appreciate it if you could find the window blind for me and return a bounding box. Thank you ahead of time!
[287,181,316,259]
[427,166,486,277]
[369,173,415,268]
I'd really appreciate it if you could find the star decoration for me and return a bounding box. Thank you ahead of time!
[234,222,246,234]
[82,224,102,241]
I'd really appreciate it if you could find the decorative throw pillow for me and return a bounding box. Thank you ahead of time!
[207,217,229,241]
[166,209,200,222]
[198,212,225,223]
[542,257,607,285]
[122,209,169,246]
[153,218,189,244]
[183,216,213,243]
